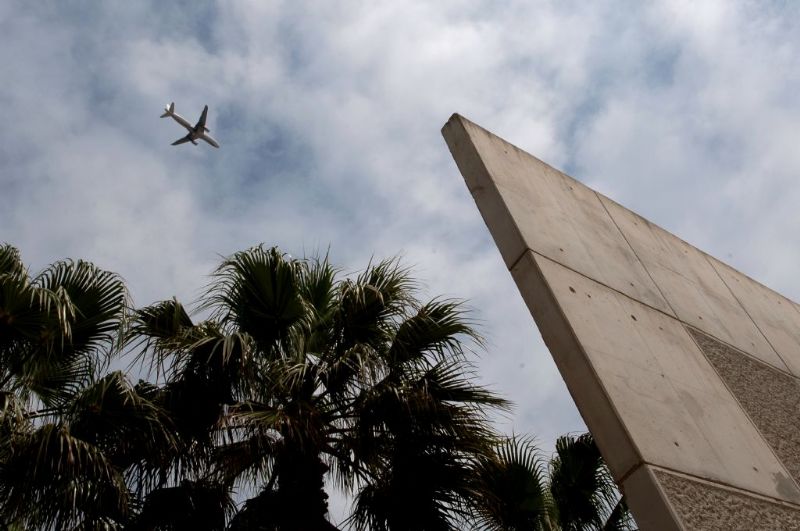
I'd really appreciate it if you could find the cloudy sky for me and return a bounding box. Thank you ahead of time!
[3,0,800,518]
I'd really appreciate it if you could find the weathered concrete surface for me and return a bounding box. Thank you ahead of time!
[689,328,800,486]
[599,196,788,373]
[513,252,799,502]
[709,257,800,377]
[442,113,800,529]
[621,466,682,531]
[441,114,672,315]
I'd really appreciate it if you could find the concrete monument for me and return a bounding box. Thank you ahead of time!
[442,114,800,530]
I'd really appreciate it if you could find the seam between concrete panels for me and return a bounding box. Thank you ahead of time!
[528,247,780,375]
[524,251,645,475]
[616,462,687,531]
[507,248,528,273]
[522,244,798,380]
[593,190,681,321]
[682,325,800,498]
[527,248,800,503]
[648,463,800,511]
[703,252,793,375]
[524,250,677,321]
[593,190,797,380]
[694,328,796,380]
[617,461,642,485]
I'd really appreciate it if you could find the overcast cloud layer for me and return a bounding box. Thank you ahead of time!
[3,0,800,521]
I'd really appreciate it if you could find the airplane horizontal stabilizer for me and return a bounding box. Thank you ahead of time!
[160,102,175,118]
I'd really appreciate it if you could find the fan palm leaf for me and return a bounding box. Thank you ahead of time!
[550,433,632,531]
[469,436,555,531]
[3,259,127,407]
[67,371,177,478]
[201,246,306,354]
[0,423,128,530]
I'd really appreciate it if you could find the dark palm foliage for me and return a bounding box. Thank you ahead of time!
[0,243,137,529]
[471,433,635,531]
[550,434,631,530]
[1,242,633,530]
[129,245,509,529]
[471,436,555,530]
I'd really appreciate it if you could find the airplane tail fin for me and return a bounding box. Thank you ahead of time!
[160,102,175,118]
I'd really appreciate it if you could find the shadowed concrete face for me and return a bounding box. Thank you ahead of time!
[442,114,800,529]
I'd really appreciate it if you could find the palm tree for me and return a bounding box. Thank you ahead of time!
[0,243,142,529]
[2,242,631,530]
[471,433,635,531]
[130,245,509,530]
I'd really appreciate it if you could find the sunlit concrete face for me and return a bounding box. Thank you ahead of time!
[442,114,800,530]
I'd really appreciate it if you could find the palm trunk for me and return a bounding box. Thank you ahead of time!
[274,448,334,529]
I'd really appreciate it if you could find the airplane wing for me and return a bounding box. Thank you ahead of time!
[194,105,209,130]
[171,134,193,146]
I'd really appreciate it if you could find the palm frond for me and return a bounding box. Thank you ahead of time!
[414,360,510,412]
[230,398,327,453]
[200,245,306,353]
[469,436,554,531]
[3,260,128,407]
[210,432,278,487]
[388,299,482,365]
[550,433,628,531]
[18,352,95,408]
[67,371,177,475]
[0,423,129,530]
[349,443,472,531]
[602,497,634,531]
[0,245,27,279]
[127,299,194,376]
[318,342,383,402]
[35,259,128,361]
[297,253,338,326]
[355,257,416,316]
[0,391,30,459]
[0,274,72,366]
[331,257,416,356]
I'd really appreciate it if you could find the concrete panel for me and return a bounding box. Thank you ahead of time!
[598,196,787,373]
[442,114,800,528]
[508,250,641,479]
[513,251,800,504]
[709,257,800,377]
[442,114,673,315]
[621,465,682,531]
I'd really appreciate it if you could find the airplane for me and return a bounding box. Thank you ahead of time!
[160,102,220,148]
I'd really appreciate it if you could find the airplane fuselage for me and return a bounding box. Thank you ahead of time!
[162,103,220,148]
[170,113,218,146]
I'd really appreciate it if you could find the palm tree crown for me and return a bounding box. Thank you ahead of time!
[130,245,509,530]
[471,433,635,531]
[0,243,130,529]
